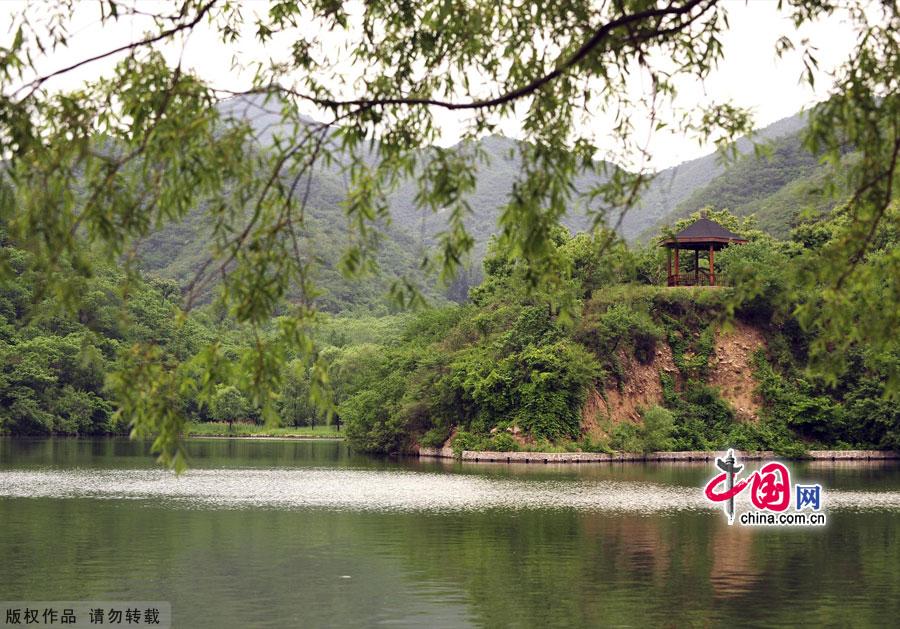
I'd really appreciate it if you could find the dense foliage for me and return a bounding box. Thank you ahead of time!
[0,232,206,435]
[0,231,336,454]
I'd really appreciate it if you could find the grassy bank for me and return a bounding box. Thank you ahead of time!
[184,422,343,439]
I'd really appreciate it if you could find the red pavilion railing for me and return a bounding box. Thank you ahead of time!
[666,272,727,287]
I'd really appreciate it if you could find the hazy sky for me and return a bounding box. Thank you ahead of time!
[3,0,871,169]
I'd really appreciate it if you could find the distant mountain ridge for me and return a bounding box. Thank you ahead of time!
[136,97,823,312]
[216,94,810,240]
[632,112,809,238]
[648,120,846,238]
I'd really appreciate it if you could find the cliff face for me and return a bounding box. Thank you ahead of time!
[708,322,766,421]
[583,320,765,433]
[584,344,676,428]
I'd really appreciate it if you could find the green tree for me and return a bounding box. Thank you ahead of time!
[209,385,250,424]
[276,360,319,427]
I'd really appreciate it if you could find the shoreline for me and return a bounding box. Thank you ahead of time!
[2,435,894,457]
[418,447,900,464]
[0,433,345,442]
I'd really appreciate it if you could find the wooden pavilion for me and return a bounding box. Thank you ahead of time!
[660,217,747,286]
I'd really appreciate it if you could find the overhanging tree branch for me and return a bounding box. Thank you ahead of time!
[228,0,718,113]
[11,0,218,99]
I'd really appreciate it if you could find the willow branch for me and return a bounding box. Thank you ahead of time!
[228,0,718,113]
[13,0,218,99]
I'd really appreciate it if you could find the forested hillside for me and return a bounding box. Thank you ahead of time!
[654,128,846,237]
[135,168,444,314]
[0,225,330,436]
[388,111,808,244]
[0,231,208,434]
[633,113,808,237]
[3,96,873,447]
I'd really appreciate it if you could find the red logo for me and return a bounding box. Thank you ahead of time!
[705,461,791,512]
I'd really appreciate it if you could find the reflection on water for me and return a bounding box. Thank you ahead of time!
[1,437,899,628]
[3,467,900,512]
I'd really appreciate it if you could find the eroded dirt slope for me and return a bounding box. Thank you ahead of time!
[582,320,765,434]
[708,321,765,421]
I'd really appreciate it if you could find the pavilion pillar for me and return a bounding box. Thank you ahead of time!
[666,248,672,285]
[709,244,715,286]
[674,248,680,286]
[694,250,699,284]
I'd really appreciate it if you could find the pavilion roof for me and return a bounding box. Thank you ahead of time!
[660,218,748,248]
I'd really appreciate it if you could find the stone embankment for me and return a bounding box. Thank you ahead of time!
[417,447,899,463]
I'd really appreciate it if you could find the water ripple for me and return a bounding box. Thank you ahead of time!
[2,468,898,513]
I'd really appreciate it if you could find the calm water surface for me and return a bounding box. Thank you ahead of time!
[1,437,898,628]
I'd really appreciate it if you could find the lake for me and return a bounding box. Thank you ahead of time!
[1,437,898,628]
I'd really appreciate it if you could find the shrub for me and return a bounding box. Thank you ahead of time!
[716,238,792,324]
[723,417,806,455]
[512,341,599,440]
[842,377,900,449]
[608,406,675,453]
[1,395,54,435]
[51,386,112,434]
[498,305,563,353]
[752,350,841,443]
[487,432,520,452]
[441,337,598,442]
[451,430,485,455]
[579,435,613,454]
[419,426,451,449]
[341,389,405,454]
[610,422,643,453]
[576,303,663,366]
[667,382,736,450]
[640,406,676,452]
